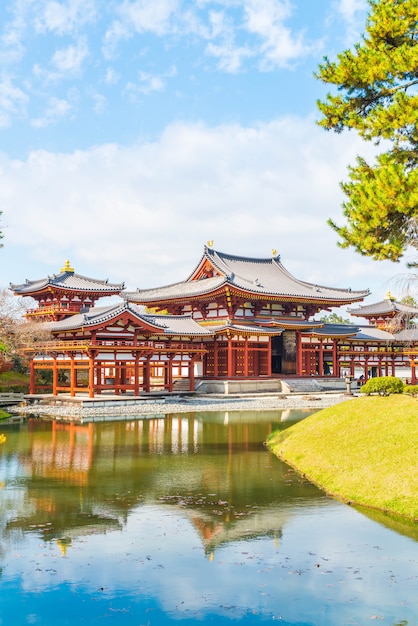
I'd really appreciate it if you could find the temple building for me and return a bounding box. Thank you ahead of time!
[348,291,418,331]
[11,260,124,322]
[10,245,418,397]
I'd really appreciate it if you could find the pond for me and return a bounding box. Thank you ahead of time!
[0,409,417,625]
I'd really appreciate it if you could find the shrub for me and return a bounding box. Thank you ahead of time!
[360,376,404,396]
[404,385,418,397]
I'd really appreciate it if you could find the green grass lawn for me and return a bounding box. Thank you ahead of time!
[0,370,29,391]
[267,395,418,520]
[0,370,29,419]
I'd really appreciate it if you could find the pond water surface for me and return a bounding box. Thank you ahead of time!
[0,409,417,626]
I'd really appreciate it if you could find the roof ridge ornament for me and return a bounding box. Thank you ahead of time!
[60,260,74,273]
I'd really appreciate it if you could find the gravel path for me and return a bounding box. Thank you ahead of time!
[5,393,357,420]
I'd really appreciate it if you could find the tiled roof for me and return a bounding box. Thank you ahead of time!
[350,326,395,342]
[124,275,226,302]
[302,323,359,338]
[126,246,369,304]
[10,271,124,295]
[394,327,418,342]
[46,302,212,336]
[139,313,213,336]
[349,298,418,317]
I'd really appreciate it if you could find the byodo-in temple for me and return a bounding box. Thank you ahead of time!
[10,246,418,397]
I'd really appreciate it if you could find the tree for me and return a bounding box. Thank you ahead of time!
[320,312,351,324]
[0,289,50,372]
[316,0,418,262]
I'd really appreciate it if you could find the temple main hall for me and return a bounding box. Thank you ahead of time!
[10,245,418,397]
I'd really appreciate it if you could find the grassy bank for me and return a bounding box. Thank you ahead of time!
[0,370,29,392]
[267,395,418,520]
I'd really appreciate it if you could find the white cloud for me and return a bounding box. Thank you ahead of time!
[124,66,177,98]
[334,0,368,44]
[34,0,97,35]
[243,0,317,69]
[117,0,180,34]
[102,0,180,54]
[0,116,396,300]
[104,67,120,84]
[51,37,89,74]
[91,92,107,113]
[0,76,28,126]
[30,94,74,127]
[338,0,367,23]
[103,1,319,73]
[32,37,89,83]
[205,41,253,72]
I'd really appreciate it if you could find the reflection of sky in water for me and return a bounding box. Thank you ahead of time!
[0,413,417,625]
[2,502,418,625]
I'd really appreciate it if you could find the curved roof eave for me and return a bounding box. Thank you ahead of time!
[123,276,228,303]
[349,299,418,317]
[184,246,370,302]
[11,272,124,295]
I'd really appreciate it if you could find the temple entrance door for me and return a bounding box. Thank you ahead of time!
[271,336,282,374]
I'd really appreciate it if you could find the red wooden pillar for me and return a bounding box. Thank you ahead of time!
[411,359,416,384]
[88,356,95,398]
[364,357,369,381]
[134,354,140,396]
[168,357,174,392]
[52,357,58,396]
[332,339,338,377]
[318,338,324,376]
[244,337,249,377]
[120,363,127,393]
[70,354,76,397]
[29,359,35,394]
[350,357,355,377]
[266,337,272,377]
[296,331,303,376]
[143,357,151,392]
[214,340,219,377]
[95,362,102,394]
[189,357,195,391]
[114,361,120,395]
[227,337,233,378]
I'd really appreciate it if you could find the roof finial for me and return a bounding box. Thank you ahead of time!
[386,290,395,301]
[207,240,214,248]
[60,259,74,273]
[272,248,277,257]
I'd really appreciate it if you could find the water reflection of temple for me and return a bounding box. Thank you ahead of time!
[1,414,319,556]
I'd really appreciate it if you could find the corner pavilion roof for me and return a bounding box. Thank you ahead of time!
[349,294,418,318]
[10,260,124,296]
[124,246,370,305]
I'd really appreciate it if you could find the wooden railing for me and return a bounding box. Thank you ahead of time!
[26,339,208,354]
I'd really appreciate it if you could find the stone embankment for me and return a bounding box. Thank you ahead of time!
[5,393,356,420]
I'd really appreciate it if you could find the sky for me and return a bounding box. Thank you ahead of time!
[0,0,413,313]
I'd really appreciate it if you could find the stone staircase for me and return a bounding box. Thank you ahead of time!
[281,378,347,393]
[172,379,192,392]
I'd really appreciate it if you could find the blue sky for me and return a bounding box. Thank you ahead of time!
[0,0,410,309]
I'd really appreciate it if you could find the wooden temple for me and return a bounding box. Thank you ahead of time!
[10,245,418,397]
